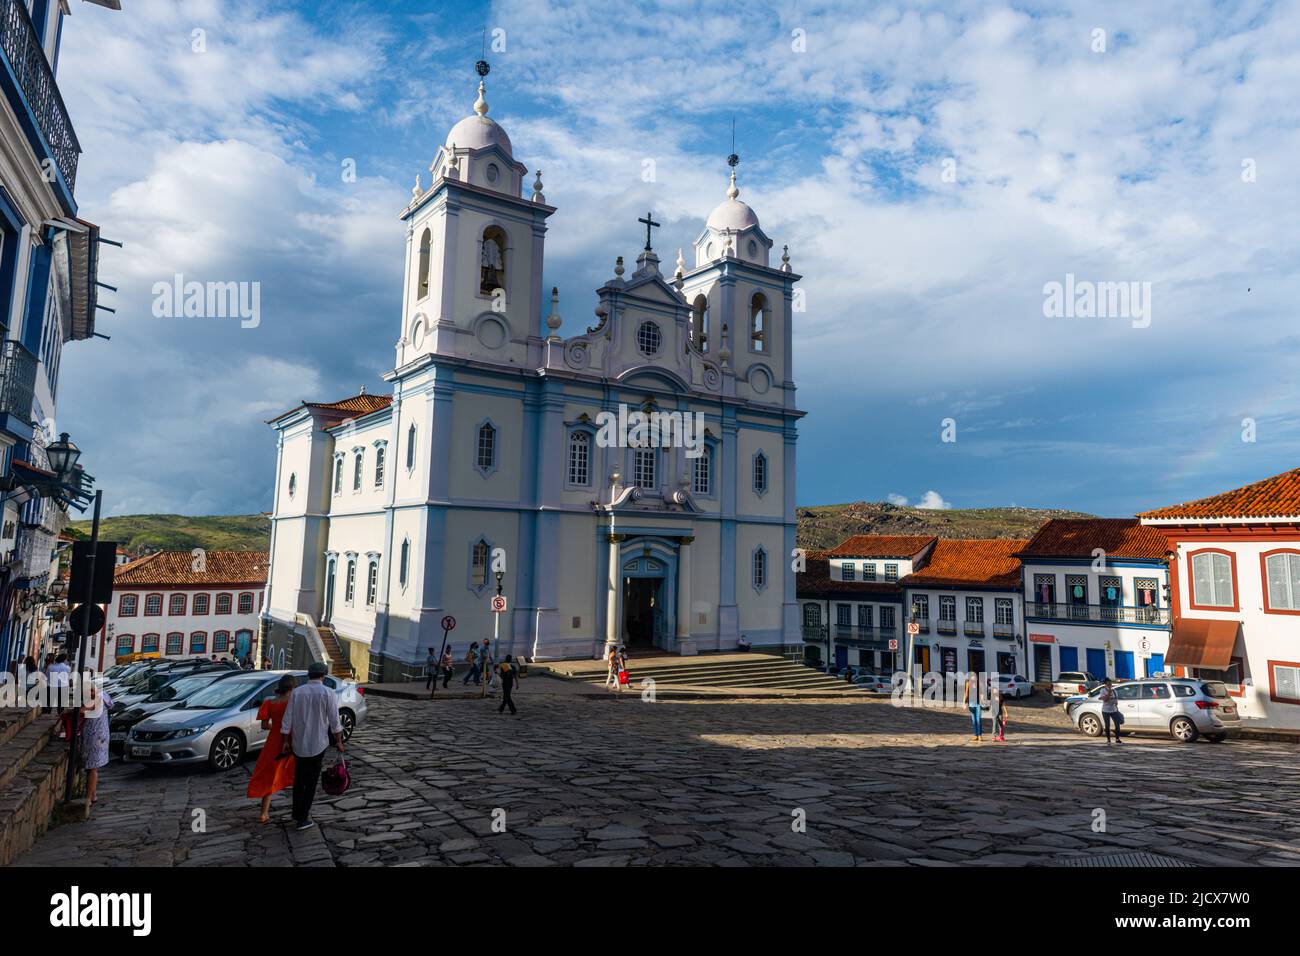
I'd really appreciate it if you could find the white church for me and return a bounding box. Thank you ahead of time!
[261,63,805,679]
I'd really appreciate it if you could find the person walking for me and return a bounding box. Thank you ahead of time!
[247,675,296,823]
[424,648,438,691]
[498,655,519,715]
[462,642,480,685]
[80,682,113,805]
[479,639,494,698]
[963,671,983,741]
[1098,678,1122,744]
[280,662,344,831]
[48,653,71,711]
[991,684,1008,742]
[605,645,621,692]
[440,646,454,688]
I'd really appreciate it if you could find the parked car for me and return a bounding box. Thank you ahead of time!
[852,672,892,692]
[1061,683,1107,716]
[1051,671,1101,699]
[110,663,234,711]
[1070,678,1239,743]
[104,659,171,691]
[995,674,1033,699]
[124,670,367,771]
[108,671,241,755]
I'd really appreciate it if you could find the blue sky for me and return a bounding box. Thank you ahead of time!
[52,0,1300,518]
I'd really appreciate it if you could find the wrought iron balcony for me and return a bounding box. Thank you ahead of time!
[1027,601,1170,626]
[963,620,985,637]
[831,624,899,647]
[0,339,37,425]
[801,624,827,644]
[936,618,957,635]
[0,0,80,192]
[913,618,931,634]
[992,621,1016,638]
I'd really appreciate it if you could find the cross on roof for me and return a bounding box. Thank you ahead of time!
[637,211,660,252]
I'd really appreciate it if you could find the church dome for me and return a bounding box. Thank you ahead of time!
[444,77,513,156]
[705,170,758,231]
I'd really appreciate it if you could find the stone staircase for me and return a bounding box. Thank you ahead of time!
[0,707,71,866]
[316,625,355,679]
[553,653,865,693]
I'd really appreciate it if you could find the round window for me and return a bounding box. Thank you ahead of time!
[636,321,662,355]
[486,162,500,183]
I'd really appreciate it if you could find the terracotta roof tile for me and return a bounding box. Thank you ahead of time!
[824,535,937,559]
[1138,467,1300,521]
[1016,519,1168,561]
[796,555,905,597]
[113,550,268,587]
[267,391,392,425]
[899,538,1027,589]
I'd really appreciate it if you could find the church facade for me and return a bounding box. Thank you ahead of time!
[261,67,804,679]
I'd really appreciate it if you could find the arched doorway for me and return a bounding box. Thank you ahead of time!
[618,537,678,652]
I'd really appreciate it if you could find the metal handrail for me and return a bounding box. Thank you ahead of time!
[1027,602,1169,625]
[0,0,79,191]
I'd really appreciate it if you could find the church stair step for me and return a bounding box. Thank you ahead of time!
[0,706,39,749]
[316,626,355,679]
[564,655,862,692]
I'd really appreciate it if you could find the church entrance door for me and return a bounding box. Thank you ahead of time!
[623,577,663,650]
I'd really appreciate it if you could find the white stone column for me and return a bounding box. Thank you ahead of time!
[604,533,621,655]
[676,536,695,655]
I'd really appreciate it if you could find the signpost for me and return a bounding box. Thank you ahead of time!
[430,615,455,699]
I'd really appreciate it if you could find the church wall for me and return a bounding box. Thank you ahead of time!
[735,422,786,520]
[440,506,521,652]
[735,519,787,647]
[447,376,525,502]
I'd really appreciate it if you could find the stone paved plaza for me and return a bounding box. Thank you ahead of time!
[15,680,1300,867]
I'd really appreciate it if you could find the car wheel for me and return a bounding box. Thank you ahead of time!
[209,730,245,771]
[339,708,356,742]
[1078,714,1102,737]
[1205,733,1226,743]
[1170,717,1199,743]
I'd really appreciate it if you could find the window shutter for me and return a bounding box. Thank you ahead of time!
[1211,553,1233,606]
[1267,554,1290,609]
[1192,553,1214,605]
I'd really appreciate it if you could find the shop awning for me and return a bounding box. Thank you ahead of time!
[1165,618,1240,669]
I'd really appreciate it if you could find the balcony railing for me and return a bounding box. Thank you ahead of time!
[801,624,827,644]
[0,339,37,424]
[0,0,80,192]
[937,618,957,635]
[963,620,985,637]
[832,624,898,647]
[1028,601,1170,626]
[992,621,1016,638]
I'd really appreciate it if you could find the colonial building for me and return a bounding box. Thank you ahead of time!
[98,551,268,669]
[1015,519,1171,683]
[1139,467,1300,729]
[0,0,119,667]
[263,64,804,678]
[900,538,1027,678]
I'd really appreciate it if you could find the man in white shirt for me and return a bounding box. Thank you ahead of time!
[47,654,72,711]
[281,661,344,830]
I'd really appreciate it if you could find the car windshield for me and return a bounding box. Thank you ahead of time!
[146,675,217,703]
[180,678,266,710]
[1200,681,1230,699]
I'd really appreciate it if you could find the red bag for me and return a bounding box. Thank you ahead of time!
[617,669,629,685]
[321,758,351,796]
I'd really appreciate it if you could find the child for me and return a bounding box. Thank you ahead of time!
[993,687,1009,741]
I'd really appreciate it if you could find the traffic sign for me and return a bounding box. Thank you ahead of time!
[888,639,898,650]
[491,595,508,613]
[441,615,456,631]
[906,622,920,635]
[68,603,105,638]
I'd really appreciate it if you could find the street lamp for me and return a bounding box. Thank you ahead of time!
[45,433,81,480]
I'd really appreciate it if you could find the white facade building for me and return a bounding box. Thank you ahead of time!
[263,65,804,679]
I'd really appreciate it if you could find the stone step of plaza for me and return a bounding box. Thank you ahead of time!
[316,626,356,679]
[0,710,69,867]
[0,706,39,749]
[550,653,864,693]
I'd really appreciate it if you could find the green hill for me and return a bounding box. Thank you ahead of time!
[71,502,1091,560]
[68,514,270,555]
[796,501,1093,552]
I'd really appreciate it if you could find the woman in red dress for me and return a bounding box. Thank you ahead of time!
[247,675,296,822]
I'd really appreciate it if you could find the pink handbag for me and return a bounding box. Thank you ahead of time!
[321,757,351,796]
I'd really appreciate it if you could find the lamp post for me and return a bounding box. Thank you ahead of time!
[907,602,919,698]
[483,569,504,699]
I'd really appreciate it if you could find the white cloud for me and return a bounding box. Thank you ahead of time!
[886,493,910,506]
[916,491,953,510]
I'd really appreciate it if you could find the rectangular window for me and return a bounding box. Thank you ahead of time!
[633,448,656,488]
[346,561,357,602]
[1191,551,1235,608]
[753,549,766,590]
[1270,661,1300,704]
[190,632,207,654]
[836,604,852,626]
[477,424,496,473]
[213,631,230,652]
[144,594,162,616]
[168,594,186,616]
[471,542,489,589]
[1135,577,1160,623]
[192,594,210,615]
[753,453,767,494]
[880,606,895,631]
[1264,552,1300,611]
[367,562,378,606]
[374,446,386,487]
[165,632,183,655]
[911,595,929,625]
[353,452,363,491]
[568,431,590,487]
[884,563,898,582]
[141,634,160,653]
[864,563,877,581]
[693,446,712,496]
[238,593,254,614]
[966,597,984,623]
[119,593,138,616]
[995,598,1014,625]
[857,604,872,628]
[116,634,134,655]
[215,594,232,614]
[334,457,342,494]
[842,563,856,582]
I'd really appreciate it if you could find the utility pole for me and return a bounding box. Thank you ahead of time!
[65,488,102,802]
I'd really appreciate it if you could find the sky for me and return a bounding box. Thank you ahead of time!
[52,0,1300,519]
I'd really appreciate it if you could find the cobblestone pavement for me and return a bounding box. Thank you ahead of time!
[15,686,1300,867]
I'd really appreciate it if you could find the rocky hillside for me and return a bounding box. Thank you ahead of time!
[796,501,1093,552]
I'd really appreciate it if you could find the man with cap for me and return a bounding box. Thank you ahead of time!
[281,661,344,830]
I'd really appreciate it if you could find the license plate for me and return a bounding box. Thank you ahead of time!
[1222,706,1235,715]
[130,746,150,757]
[110,732,125,741]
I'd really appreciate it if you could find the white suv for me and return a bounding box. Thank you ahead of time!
[1071,678,1239,743]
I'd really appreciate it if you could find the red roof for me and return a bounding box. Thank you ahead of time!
[824,535,936,559]
[1139,467,1300,522]
[899,538,1027,589]
[114,550,268,587]
[267,391,392,424]
[1016,519,1168,561]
